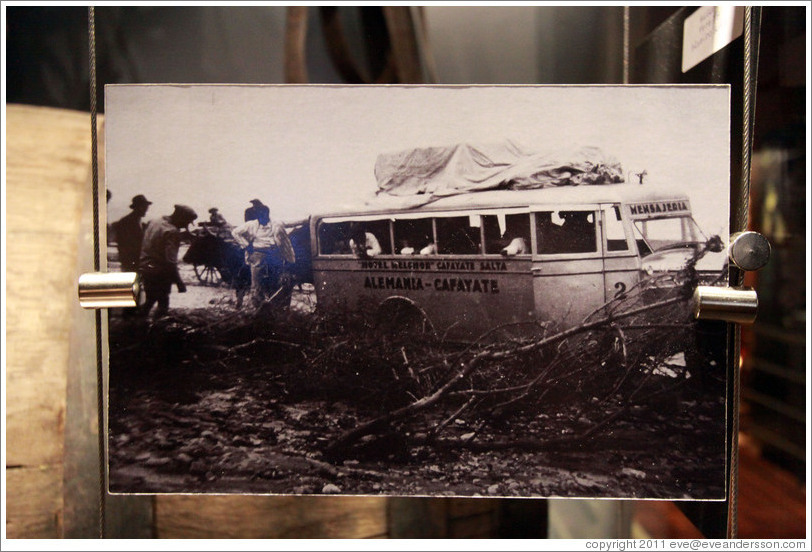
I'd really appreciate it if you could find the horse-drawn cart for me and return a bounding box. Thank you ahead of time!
[183,225,245,287]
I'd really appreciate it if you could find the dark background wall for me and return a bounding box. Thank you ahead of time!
[5,6,625,112]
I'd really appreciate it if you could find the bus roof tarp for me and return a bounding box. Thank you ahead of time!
[374,141,625,200]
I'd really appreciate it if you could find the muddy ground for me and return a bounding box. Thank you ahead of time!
[108,254,727,499]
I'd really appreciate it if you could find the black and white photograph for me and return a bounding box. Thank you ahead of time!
[105,84,731,499]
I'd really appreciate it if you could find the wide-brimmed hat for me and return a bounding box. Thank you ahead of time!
[209,207,219,214]
[130,194,152,209]
[249,199,264,206]
[172,204,198,225]
[254,204,270,218]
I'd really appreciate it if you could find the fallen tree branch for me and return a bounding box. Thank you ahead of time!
[430,395,479,438]
[230,337,302,353]
[408,407,631,453]
[298,455,385,481]
[324,296,687,457]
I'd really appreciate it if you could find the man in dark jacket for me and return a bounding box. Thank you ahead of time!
[139,204,197,317]
[112,194,151,271]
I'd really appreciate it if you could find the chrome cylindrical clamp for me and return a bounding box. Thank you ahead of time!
[728,231,771,271]
[78,272,142,309]
[692,285,758,325]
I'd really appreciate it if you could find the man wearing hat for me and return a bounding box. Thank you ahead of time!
[207,207,228,227]
[112,194,152,272]
[244,199,266,223]
[231,204,295,309]
[139,204,198,317]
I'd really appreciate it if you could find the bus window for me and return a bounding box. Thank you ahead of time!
[535,210,597,254]
[483,213,531,255]
[393,218,434,255]
[436,215,481,255]
[604,206,629,252]
[348,220,392,257]
[318,221,352,255]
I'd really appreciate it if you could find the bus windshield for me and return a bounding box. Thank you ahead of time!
[633,216,706,256]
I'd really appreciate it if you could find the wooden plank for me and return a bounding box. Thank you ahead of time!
[448,511,497,538]
[388,498,449,537]
[5,104,94,538]
[155,496,388,538]
[447,497,497,518]
[6,105,89,469]
[5,105,91,236]
[61,113,107,538]
[633,501,703,539]
[61,115,155,538]
[549,500,632,538]
[5,229,79,467]
[104,495,155,539]
[5,466,63,538]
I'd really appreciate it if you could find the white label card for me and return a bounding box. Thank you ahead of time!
[682,6,744,73]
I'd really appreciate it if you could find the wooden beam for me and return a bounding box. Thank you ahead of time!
[155,495,388,538]
[5,105,92,537]
[6,104,153,538]
[5,467,63,538]
[388,498,449,537]
[60,116,154,538]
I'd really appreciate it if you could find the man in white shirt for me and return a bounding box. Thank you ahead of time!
[231,205,295,308]
[348,223,383,258]
[501,237,528,256]
[420,242,437,255]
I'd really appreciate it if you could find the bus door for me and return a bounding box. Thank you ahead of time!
[531,205,604,329]
[599,203,641,304]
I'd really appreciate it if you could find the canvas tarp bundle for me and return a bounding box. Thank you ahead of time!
[374,141,625,199]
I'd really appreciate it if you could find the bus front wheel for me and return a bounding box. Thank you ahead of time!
[375,297,436,341]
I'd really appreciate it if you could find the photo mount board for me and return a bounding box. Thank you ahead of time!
[105,84,731,499]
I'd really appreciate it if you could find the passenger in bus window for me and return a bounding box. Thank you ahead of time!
[394,219,434,256]
[349,223,382,258]
[399,238,415,255]
[419,242,437,255]
[501,236,528,256]
[500,215,530,256]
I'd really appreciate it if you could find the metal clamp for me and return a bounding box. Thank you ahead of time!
[692,286,758,324]
[728,231,771,271]
[692,231,771,324]
[78,272,143,309]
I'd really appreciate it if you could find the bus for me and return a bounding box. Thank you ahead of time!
[310,184,723,340]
